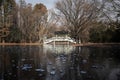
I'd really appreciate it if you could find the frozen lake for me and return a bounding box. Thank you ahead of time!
[0,44,120,80]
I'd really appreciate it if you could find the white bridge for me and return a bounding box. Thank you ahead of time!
[43,36,76,44]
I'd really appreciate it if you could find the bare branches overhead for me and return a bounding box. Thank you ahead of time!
[55,0,102,43]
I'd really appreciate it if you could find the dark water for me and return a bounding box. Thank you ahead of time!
[0,45,120,80]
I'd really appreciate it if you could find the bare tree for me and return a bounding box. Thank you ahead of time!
[32,3,48,43]
[19,3,34,42]
[18,1,48,43]
[56,0,102,43]
[46,9,61,38]
[102,0,120,29]
[0,0,16,42]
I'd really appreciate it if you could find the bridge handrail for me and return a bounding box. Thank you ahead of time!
[44,36,76,44]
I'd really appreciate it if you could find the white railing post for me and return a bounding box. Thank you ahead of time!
[53,38,55,47]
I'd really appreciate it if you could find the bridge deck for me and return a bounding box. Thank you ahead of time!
[44,37,76,44]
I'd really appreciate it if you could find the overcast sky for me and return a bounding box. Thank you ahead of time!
[16,0,56,9]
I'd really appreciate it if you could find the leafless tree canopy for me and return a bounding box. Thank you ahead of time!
[56,0,102,43]
[101,0,120,29]
[18,0,48,42]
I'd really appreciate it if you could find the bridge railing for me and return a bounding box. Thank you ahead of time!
[44,36,76,44]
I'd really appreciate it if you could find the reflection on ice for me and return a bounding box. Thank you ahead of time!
[50,70,56,75]
[35,69,45,72]
[80,70,87,74]
[43,44,75,54]
[0,45,120,80]
[21,64,32,71]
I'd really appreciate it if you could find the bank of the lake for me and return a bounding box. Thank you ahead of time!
[0,43,120,47]
[0,43,42,46]
[73,43,120,47]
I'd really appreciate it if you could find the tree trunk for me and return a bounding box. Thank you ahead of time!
[75,38,80,44]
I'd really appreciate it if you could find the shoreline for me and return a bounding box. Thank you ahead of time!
[0,43,120,47]
[0,43,42,46]
[73,43,120,47]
